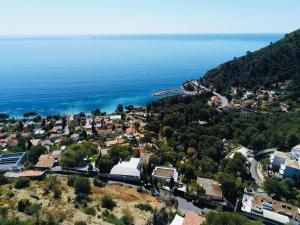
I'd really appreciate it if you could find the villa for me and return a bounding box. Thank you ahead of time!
[270,146,300,179]
[152,166,178,183]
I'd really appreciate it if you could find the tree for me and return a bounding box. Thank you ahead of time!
[97,155,114,173]
[73,177,91,195]
[0,113,9,122]
[162,126,172,139]
[26,144,46,164]
[108,145,134,164]
[61,142,97,168]
[187,182,205,201]
[101,195,116,210]
[204,211,263,225]
[217,172,239,203]
[91,108,101,116]
[116,104,124,113]
[263,177,289,200]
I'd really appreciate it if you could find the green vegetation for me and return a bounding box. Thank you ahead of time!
[135,203,154,212]
[102,210,124,225]
[84,207,96,216]
[44,177,62,199]
[204,211,263,225]
[201,29,300,99]
[74,222,87,225]
[96,145,136,173]
[15,177,30,189]
[263,177,300,206]
[121,208,134,225]
[60,142,97,168]
[26,145,47,164]
[101,195,117,210]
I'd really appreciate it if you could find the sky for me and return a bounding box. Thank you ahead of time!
[0,0,299,35]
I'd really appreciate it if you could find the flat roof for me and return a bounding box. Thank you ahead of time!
[263,209,290,224]
[110,158,141,177]
[196,177,223,198]
[153,166,176,177]
[0,152,25,165]
[183,212,205,225]
[170,214,184,225]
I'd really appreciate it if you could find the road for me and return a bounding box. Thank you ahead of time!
[250,159,263,186]
[199,85,229,108]
[250,148,276,187]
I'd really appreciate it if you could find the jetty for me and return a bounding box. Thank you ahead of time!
[152,89,180,97]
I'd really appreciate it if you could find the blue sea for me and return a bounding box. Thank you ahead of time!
[0,34,283,117]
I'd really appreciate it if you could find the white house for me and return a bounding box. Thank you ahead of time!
[270,151,289,170]
[279,160,300,179]
[270,147,300,179]
[152,166,178,183]
[110,157,141,178]
[290,145,300,161]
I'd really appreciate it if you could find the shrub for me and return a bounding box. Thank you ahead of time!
[93,178,105,188]
[17,199,30,212]
[84,207,96,216]
[101,195,116,210]
[74,221,87,225]
[121,208,134,225]
[67,175,77,187]
[135,203,154,212]
[101,210,123,225]
[15,177,30,189]
[75,193,90,204]
[25,203,41,216]
[73,177,91,195]
[53,186,62,199]
[0,175,9,185]
[0,207,8,219]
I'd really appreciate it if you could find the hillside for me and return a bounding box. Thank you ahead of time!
[199,29,300,103]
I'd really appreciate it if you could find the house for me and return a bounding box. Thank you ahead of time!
[279,160,300,179]
[71,133,80,142]
[110,115,122,121]
[31,139,42,146]
[50,150,62,161]
[270,151,289,170]
[20,170,46,179]
[125,127,136,137]
[110,157,141,178]
[290,145,300,161]
[35,154,56,170]
[0,152,27,172]
[196,177,223,201]
[270,148,300,179]
[170,213,206,225]
[241,190,300,224]
[152,166,178,183]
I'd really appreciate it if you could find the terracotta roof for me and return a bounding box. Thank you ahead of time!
[35,154,55,168]
[20,170,46,177]
[183,213,205,225]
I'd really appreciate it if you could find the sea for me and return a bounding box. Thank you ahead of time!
[0,34,283,117]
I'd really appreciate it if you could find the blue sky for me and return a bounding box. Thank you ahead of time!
[0,0,299,35]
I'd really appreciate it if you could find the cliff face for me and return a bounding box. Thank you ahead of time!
[200,29,300,98]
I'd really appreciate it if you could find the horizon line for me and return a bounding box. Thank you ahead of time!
[0,32,286,37]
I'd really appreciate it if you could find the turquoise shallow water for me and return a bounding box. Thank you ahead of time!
[0,34,283,116]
